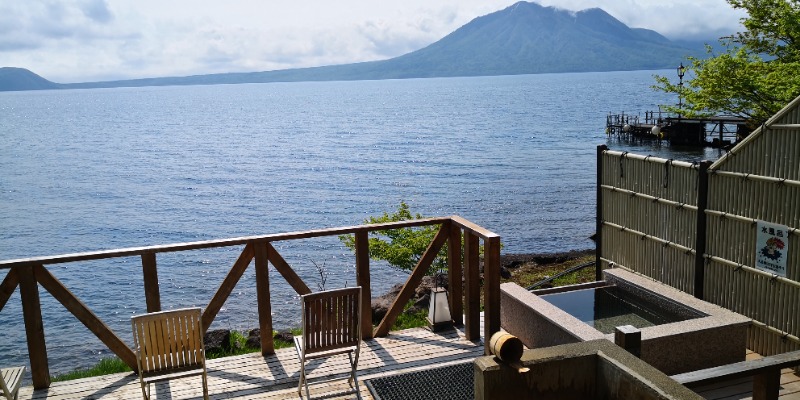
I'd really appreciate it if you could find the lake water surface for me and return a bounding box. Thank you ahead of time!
[0,71,725,375]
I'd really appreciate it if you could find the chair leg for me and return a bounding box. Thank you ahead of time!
[303,371,312,400]
[139,379,150,400]
[348,352,363,400]
[347,352,355,385]
[297,369,301,395]
[201,370,209,400]
[298,353,312,399]
[297,363,305,396]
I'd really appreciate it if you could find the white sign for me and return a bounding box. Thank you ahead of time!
[755,221,789,277]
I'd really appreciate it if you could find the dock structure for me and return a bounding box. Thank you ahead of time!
[606,111,750,147]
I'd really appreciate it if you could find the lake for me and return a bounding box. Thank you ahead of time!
[0,71,725,375]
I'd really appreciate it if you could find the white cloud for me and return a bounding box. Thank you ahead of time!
[0,0,746,83]
[80,0,113,24]
[536,0,746,40]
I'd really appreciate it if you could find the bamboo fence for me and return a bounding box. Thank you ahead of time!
[599,150,700,293]
[702,97,800,357]
[598,94,800,358]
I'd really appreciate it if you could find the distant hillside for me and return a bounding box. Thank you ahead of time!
[372,3,700,78]
[3,2,706,91]
[0,67,61,91]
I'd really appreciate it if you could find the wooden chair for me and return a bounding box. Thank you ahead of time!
[131,308,209,400]
[294,287,362,399]
[1,366,24,400]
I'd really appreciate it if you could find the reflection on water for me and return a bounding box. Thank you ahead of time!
[540,286,696,334]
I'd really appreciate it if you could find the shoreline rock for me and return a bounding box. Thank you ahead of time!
[499,249,594,270]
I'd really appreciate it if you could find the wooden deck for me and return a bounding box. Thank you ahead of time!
[692,351,800,400]
[15,325,800,399]
[17,325,483,399]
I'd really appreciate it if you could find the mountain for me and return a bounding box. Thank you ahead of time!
[372,3,699,77]
[0,67,61,91]
[3,2,705,91]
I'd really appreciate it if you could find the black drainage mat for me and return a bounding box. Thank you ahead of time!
[364,362,473,400]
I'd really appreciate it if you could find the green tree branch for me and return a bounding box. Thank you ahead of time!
[652,0,800,126]
[339,201,445,275]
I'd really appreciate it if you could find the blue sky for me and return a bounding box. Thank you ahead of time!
[1,0,746,83]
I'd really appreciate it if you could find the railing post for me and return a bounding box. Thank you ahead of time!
[355,231,373,340]
[447,221,463,326]
[255,242,275,354]
[464,231,480,341]
[596,144,608,281]
[484,236,501,355]
[694,161,711,299]
[17,265,50,389]
[141,253,161,312]
[753,368,781,400]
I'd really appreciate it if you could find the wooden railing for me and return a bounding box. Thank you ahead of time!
[0,216,500,389]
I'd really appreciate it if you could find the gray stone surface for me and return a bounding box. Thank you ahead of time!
[500,282,604,349]
[474,339,703,400]
[603,269,750,374]
[499,268,750,375]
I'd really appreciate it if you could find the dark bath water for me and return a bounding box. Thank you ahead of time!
[539,286,698,334]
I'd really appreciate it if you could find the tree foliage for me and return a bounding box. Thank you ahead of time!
[339,202,446,275]
[654,0,800,125]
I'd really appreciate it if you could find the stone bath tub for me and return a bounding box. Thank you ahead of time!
[500,268,750,375]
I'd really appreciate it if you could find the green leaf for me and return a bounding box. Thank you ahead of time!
[652,0,800,126]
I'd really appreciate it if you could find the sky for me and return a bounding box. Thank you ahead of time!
[1,0,747,83]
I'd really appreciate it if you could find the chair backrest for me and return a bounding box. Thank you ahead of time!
[131,308,205,375]
[301,287,361,355]
[1,366,24,400]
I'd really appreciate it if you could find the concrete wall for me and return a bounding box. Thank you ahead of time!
[500,282,604,349]
[474,340,703,400]
[605,269,750,375]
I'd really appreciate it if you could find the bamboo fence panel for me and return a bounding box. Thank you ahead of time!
[749,322,800,357]
[704,111,800,358]
[710,94,800,180]
[600,151,699,293]
[703,258,800,338]
[711,127,800,181]
[601,222,695,293]
[601,188,697,249]
[705,212,800,282]
[602,139,800,357]
[601,151,700,206]
[707,172,800,227]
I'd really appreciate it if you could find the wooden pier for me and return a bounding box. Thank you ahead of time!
[606,111,750,147]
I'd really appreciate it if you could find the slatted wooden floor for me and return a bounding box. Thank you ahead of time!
[17,325,483,399]
[16,326,800,399]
